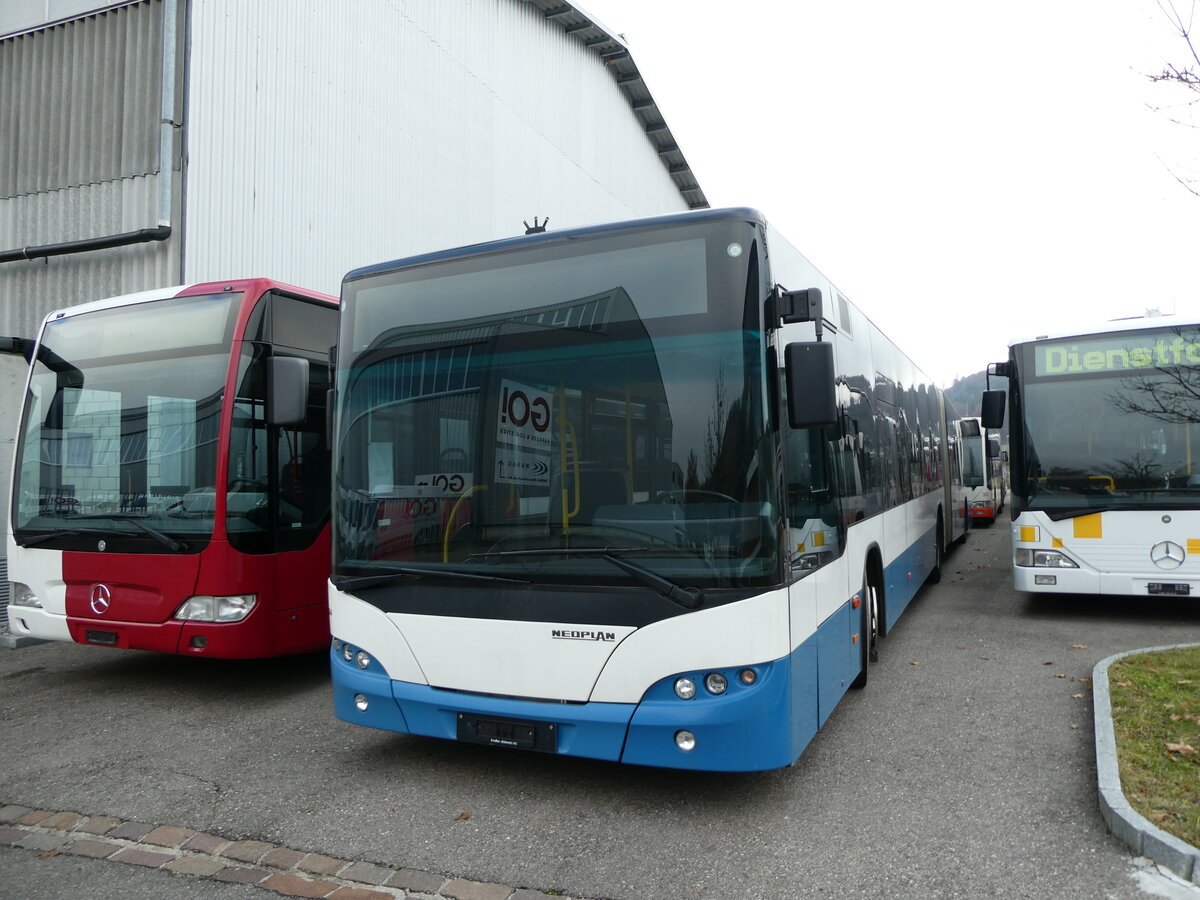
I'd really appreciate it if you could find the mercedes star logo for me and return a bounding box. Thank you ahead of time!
[1150,541,1186,570]
[89,584,112,615]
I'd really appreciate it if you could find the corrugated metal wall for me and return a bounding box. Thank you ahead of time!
[0,0,181,341]
[183,0,692,294]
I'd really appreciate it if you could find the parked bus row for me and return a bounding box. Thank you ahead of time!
[11,207,1190,769]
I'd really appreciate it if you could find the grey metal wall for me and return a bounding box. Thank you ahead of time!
[0,0,181,340]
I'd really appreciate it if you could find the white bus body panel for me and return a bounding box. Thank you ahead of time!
[590,589,790,703]
[1012,510,1200,596]
[330,582,793,705]
[328,590,426,684]
[4,539,70,641]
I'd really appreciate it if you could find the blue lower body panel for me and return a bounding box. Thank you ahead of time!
[883,522,937,631]
[331,628,838,772]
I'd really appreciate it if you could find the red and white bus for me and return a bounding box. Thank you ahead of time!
[3,279,338,657]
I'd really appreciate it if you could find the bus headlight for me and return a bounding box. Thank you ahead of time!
[1015,548,1079,568]
[704,672,728,695]
[674,677,697,700]
[9,583,42,608]
[173,594,258,622]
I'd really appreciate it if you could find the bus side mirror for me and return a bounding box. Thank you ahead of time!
[785,341,837,428]
[980,390,1005,430]
[269,356,310,426]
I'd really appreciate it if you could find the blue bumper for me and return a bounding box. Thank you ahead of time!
[330,636,823,772]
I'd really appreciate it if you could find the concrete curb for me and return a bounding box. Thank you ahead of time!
[0,803,595,900]
[1093,643,1200,886]
[0,632,47,650]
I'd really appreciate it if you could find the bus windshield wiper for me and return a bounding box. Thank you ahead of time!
[332,567,531,592]
[473,546,705,610]
[16,529,83,548]
[73,514,189,552]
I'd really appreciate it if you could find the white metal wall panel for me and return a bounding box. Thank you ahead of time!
[183,0,692,295]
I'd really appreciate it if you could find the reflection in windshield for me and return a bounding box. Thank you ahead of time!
[338,245,778,590]
[12,294,238,544]
[1017,326,1200,514]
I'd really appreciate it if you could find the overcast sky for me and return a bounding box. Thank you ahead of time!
[580,0,1200,387]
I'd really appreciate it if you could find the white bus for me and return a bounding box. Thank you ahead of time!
[983,314,1200,597]
[329,208,966,771]
[955,416,1004,525]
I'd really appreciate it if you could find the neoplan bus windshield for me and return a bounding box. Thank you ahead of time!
[336,219,781,600]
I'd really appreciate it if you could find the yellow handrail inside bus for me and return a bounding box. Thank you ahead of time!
[442,484,487,562]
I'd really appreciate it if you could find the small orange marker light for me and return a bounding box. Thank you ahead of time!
[851,594,861,609]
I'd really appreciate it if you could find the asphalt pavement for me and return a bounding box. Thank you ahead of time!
[2,521,1200,899]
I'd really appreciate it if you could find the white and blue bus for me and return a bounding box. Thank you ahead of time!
[329,208,965,771]
[984,313,1200,597]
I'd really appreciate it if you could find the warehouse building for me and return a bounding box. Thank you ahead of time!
[0,0,706,624]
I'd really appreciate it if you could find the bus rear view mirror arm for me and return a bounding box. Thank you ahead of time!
[0,336,35,362]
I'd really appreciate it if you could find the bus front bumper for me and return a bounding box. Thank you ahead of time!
[330,644,802,771]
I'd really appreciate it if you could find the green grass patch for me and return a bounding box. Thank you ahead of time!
[1108,645,1200,849]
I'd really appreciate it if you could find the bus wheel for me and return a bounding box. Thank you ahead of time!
[850,573,881,688]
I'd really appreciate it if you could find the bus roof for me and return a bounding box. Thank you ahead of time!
[343,207,767,285]
[1008,311,1200,348]
[37,278,338,324]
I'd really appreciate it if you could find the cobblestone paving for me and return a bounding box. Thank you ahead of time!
[0,803,587,900]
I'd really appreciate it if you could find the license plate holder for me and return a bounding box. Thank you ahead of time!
[456,714,557,752]
[1147,582,1191,596]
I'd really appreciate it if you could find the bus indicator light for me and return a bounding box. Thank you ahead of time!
[738,669,757,686]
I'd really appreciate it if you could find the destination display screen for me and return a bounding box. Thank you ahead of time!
[1033,327,1200,377]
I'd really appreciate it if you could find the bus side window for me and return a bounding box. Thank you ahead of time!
[269,294,338,551]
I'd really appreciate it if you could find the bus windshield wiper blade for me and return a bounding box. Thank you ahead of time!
[333,567,530,591]
[472,546,704,610]
[73,514,189,552]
